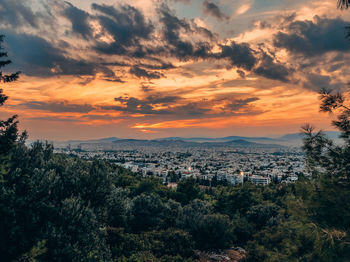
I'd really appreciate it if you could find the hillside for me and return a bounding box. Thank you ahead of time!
[53,138,283,151]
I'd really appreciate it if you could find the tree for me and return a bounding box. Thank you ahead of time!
[179,199,212,233]
[193,213,233,250]
[176,178,203,204]
[0,35,23,157]
[302,89,350,230]
[128,194,166,232]
[246,203,280,230]
[0,142,115,261]
[338,0,350,9]
[178,199,234,250]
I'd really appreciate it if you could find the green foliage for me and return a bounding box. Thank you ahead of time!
[193,213,233,250]
[107,227,195,260]
[0,35,23,159]
[3,136,349,261]
[107,187,129,227]
[128,194,166,232]
[0,85,23,186]
[243,90,350,261]
[214,183,263,217]
[246,204,280,229]
[176,178,204,204]
[1,121,349,261]
[0,143,113,261]
[179,199,212,233]
[17,240,47,262]
[168,170,180,183]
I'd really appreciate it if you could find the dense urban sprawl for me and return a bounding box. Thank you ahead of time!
[56,145,305,186]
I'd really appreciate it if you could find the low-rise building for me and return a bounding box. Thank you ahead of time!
[250,175,271,185]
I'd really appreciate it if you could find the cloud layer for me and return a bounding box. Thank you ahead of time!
[1,0,349,139]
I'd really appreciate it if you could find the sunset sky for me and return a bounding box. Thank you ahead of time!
[1,0,350,140]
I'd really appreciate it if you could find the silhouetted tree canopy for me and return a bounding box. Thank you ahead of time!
[0,35,23,157]
[338,0,350,9]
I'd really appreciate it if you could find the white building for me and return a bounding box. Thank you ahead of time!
[226,173,244,185]
[250,175,271,186]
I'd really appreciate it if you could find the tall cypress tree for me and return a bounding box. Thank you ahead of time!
[0,35,24,156]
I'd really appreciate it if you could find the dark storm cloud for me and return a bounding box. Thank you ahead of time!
[5,32,90,76]
[141,85,153,92]
[140,62,175,70]
[253,50,292,82]
[103,96,172,115]
[158,6,191,46]
[140,58,176,70]
[92,3,154,56]
[274,16,350,57]
[236,70,246,79]
[62,1,92,39]
[0,1,293,83]
[104,95,191,115]
[217,42,292,82]
[193,25,217,41]
[104,59,175,70]
[146,95,179,104]
[158,5,212,61]
[103,93,261,118]
[173,102,211,116]
[226,97,259,111]
[0,0,42,28]
[203,1,228,21]
[218,42,257,71]
[5,32,120,80]
[21,101,95,113]
[102,76,124,83]
[129,66,164,79]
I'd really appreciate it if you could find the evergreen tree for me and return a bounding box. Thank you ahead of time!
[338,0,350,9]
[0,35,23,157]
[302,89,350,230]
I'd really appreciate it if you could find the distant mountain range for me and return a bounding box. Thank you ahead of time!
[110,138,276,147]
[156,131,341,146]
[279,131,340,141]
[39,131,341,150]
[58,138,282,151]
[155,136,276,143]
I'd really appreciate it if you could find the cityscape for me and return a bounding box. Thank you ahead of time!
[55,138,305,187]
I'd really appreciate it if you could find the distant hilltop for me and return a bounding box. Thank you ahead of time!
[53,138,282,151]
[30,131,341,150]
